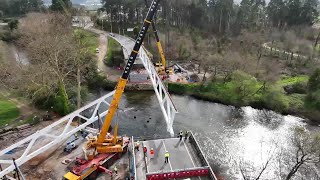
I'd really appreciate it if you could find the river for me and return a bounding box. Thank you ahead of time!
[89,90,320,179]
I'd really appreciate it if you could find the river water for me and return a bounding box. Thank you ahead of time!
[90,90,320,179]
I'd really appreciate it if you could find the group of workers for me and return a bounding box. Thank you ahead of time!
[134,130,190,164]
[179,130,189,141]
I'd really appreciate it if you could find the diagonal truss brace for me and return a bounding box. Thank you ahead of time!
[0,91,115,177]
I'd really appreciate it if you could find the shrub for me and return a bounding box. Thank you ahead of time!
[168,83,197,95]
[306,89,320,111]
[262,87,289,113]
[105,37,124,67]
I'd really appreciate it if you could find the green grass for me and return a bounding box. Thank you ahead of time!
[0,100,20,127]
[277,75,309,86]
[286,93,306,111]
[105,37,123,67]
[169,72,309,114]
[73,28,99,55]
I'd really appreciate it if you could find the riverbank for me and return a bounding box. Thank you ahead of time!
[167,75,320,124]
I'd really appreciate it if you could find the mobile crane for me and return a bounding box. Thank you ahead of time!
[63,0,161,179]
[144,0,173,75]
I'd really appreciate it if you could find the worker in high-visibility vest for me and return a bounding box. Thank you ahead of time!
[150,148,155,159]
[164,151,170,163]
[135,141,140,151]
[185,130,189,140]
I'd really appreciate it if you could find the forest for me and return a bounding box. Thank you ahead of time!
[96,0,320,123]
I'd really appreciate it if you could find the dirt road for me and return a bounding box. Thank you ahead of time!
[87,28,121,82]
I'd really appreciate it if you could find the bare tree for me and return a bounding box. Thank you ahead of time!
[18,13,77,114]
[257,57,282,91]
[238,142,276,180]
[284,127,320,180]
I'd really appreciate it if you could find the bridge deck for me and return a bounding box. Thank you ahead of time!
[135,138,211,180]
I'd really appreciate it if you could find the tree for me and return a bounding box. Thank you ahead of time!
[305,68,320,111]
[0,0,44,16]
[284,127,320,180]
[73,29,96,109]
[308,68,320,92]
[267,0,287,27]
[51,0,71,12]
[286,0,303,26]
[8,19,18,31]
[18,13,76,115]
[300,0,319,25]
[238,0,266,31]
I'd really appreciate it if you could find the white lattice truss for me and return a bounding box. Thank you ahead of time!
[0,44,177,178]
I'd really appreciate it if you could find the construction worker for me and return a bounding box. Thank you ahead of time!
[143,146,147,156]
[114,165,118,176]
[150,148,154,159]
[12,170,16,178]
[179,130,183,141]
[185,130,189,140]
[135,141,140,151]
[164,151,170,163]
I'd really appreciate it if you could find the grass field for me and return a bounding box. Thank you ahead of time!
[0,98,20,127]
[277,75,309,86]
[73,28,99,55]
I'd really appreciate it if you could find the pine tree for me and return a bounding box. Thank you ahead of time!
[301,0,319,25]
[51,0,71,12]
[286,0,303,25]
[267,0,287,27]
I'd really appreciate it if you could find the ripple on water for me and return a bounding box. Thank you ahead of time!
[91,91,315,179]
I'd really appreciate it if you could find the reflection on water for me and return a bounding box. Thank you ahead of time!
[91,91,319,179]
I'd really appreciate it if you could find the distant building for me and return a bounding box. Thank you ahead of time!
[72,16,92,28]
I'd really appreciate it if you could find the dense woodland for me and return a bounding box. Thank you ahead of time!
[100,0,318,33]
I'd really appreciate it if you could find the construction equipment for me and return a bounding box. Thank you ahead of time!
[144,0,173,75]
[64,137,79,153]
[63,0,161,179]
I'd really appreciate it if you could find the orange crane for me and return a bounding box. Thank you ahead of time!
[63,0,161,179]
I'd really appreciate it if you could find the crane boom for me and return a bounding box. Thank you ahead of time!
[144,0,167,69]
[144,0,172,75]
[94,0,161,153]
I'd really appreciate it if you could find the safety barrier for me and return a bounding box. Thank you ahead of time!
[146,167,210,180]
[189,132,218,180]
